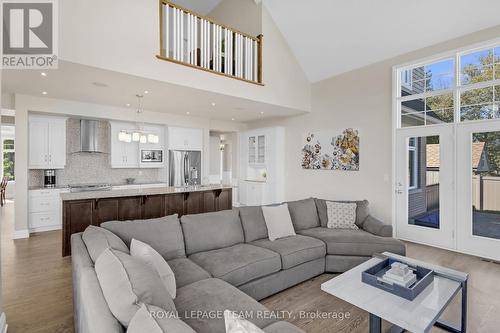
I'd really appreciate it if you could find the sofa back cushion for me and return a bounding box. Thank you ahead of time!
[287,198,320,231]
[181,209,244,255]
[315,199,369,228]
[82,225,129,262]
[95,248,176,327]
[239,206,268,242]
[101,214,186,260]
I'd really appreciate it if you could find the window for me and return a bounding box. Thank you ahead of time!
[3,138,15,181]
[408,138,419,190]
[397,42,500,127]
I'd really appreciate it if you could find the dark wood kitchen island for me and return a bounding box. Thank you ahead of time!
[61,185,232,256]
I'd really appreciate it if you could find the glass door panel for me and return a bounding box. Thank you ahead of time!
[407,135,441,230]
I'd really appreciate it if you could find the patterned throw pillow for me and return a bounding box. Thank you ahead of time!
[224,310,265,333]
[326,201,359,229]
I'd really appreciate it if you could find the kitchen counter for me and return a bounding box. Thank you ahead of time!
[60,184,233,201]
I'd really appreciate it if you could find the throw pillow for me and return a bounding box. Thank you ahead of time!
[224,310,265,333]
[326,201,359,229]
[130,239,177,299]
[261,204,296,241]
[82,225,129,262]
[127,304,195,333]
[95,248,176,327]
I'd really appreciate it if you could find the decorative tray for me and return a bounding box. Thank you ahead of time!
[361,257,434,301]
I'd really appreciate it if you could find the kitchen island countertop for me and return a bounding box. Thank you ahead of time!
[60,184,234,201]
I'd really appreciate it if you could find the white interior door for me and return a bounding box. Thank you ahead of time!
[395,125,455,249]
[456,121,500,261]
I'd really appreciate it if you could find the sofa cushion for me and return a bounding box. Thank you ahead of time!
[251,235,326,269]
[263,322,306,333]
[82,225,129,262]
[181,209,244,255]
[94,248,176,327]
[225,310,265,332]
[239,206,268,242]
[127,303,195,333]
[101,215,186,260]
[167,258,211,288]
[287,198,320,231]
[315,199,370,228]
[189,244,281,286]
[297,227,405,257]
[130,239,176,299]
[175,278,275,333]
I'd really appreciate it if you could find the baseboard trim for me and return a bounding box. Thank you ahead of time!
[12,229,30,239]
[30,225,62,233]
[0,312,7,333]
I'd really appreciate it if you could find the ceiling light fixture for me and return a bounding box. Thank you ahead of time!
[126,103,131,107]
[186,111,190,115]
[231,118,235,121]
[41,72,47,77]
[144,90,149,94]
[42,91,47,95]
[118,94,159,144]
[260,111,264,115]
[211,102,216,107]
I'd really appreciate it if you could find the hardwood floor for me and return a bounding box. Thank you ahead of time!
[1,201,499,332]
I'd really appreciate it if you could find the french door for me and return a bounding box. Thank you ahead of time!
[395,125,455,249]
[456,121,500,261]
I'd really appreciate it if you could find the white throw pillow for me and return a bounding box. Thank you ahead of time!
[326,201,358,229]
[224,310,265,333]
[130,239,177,299]
[261,204,296,241]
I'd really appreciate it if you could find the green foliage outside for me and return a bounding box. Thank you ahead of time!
[3,139,14,181]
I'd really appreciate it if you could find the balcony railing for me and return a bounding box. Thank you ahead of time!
[157,1,263,85]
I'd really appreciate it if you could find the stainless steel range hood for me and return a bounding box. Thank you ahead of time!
[79,119,106,153]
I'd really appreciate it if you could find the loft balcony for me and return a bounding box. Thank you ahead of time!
[157,1,263,85]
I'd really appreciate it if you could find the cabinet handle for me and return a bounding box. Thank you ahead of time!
[94,199,99,209]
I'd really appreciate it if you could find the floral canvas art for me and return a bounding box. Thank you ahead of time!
[302,128,359,171]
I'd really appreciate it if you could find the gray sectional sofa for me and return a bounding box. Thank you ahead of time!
[72,198,405,333]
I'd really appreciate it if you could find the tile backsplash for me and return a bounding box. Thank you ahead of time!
[28,118,165,187]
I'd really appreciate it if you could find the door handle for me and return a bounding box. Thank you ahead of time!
[396,190,403,194]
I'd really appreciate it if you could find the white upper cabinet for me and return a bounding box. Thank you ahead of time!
[29,116,67,169]
[110,121,139,168]
[168,126,203,151]
[110,122,165,168]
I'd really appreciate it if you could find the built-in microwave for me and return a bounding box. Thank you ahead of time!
[140,149,163,163]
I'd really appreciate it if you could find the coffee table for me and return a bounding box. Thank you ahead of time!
[321,252,468,333]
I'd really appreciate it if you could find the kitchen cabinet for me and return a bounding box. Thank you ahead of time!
[62,188,232,256]
[29,189,65,232]
[142,195,165,219]
[29,116,67,169]
[110,122,139,168]
[168,126,203,151]
[247,134,266,164]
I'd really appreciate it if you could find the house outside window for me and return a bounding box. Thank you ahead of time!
[3,138,15,181]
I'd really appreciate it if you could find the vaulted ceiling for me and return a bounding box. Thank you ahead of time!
[177,0,500,83]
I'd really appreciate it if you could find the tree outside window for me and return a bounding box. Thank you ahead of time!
[3,139,15,181]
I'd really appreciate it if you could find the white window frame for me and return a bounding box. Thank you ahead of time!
[395,38,500,129]
[401,69,412,90]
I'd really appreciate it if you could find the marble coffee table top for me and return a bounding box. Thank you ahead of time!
[321,252,468,333]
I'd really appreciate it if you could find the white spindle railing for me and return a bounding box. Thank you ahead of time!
[158,1,263,85]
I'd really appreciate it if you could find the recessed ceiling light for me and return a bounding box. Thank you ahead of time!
[92,81,108,87]
[41,72,47,77]
[231,118,235,121]
[211,102,216,107]
[186,111,190,115]
[144,90,149,94]
[126,103,130,107]
[260,111,264,115]
[42,91,47,95]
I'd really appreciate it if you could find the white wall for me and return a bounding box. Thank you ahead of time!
[248,24,500,223]
[59,0,311,113]
[14,94,246,236]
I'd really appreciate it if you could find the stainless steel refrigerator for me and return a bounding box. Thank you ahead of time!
[169,150,202,186]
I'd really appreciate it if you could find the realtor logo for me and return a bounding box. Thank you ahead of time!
[2,0,58,69]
